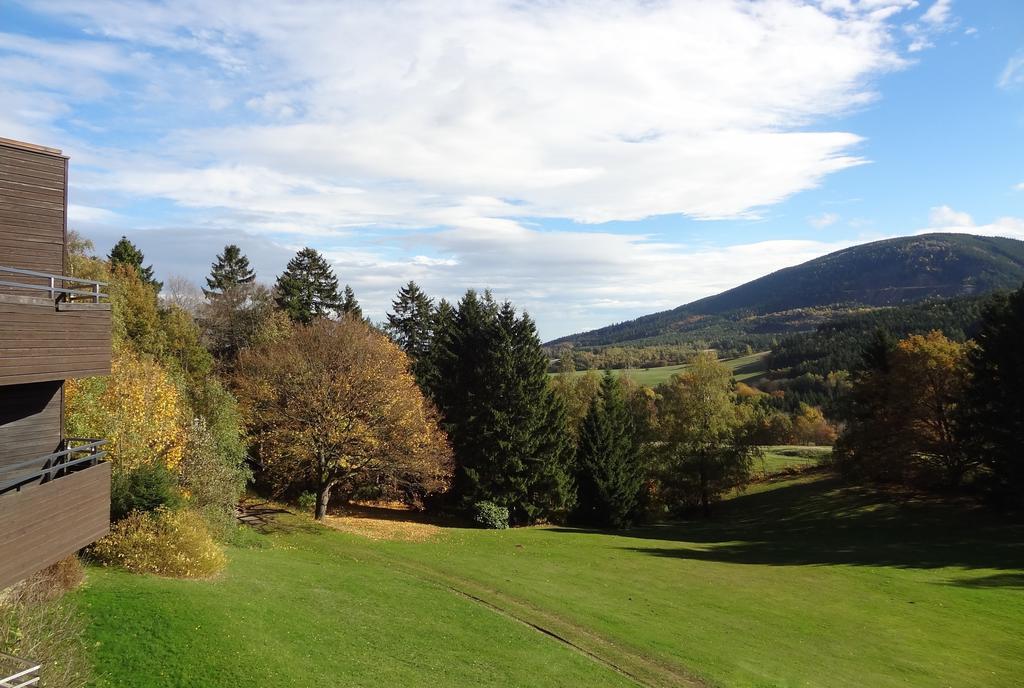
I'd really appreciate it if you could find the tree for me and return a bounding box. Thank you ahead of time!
[960,286,1024,508]
[108,236,161,291]
[432,291,575,523]
[203,244,255,297]
[838,331,971,488]
[201,282,281,362]
[574,372,644,528]
[65,349,187,472]
[654,352,758,516]
[273,248,342,324]
[340,284,362,320]
[386,281,434,385]
[234,318,453,519]
[420,298,455,398]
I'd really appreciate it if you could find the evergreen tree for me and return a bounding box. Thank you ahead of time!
[204,244,256,297]
[421,298,455,399]
[340,285,362,320]
[960,285,1024,509]
[574,371,644,528]
[273,248,342,324]
[387,281,435,386]
[108,236,161,291]
[433,292,574,524]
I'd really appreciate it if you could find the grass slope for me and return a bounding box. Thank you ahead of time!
[77,473,1024,688]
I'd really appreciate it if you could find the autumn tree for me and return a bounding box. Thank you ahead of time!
[202,282,282,362]
[234,318,453,519]
[573,372,644,528]
[108,236,161,291]
[837,331,972,487]
[654,352,758,516]
[274,248,342,324]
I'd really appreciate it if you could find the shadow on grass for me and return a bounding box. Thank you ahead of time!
[946,573,1024,589]
[553,473,1024,571]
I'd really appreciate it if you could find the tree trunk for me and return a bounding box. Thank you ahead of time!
[700,457,711,517]
[315,482,334,520]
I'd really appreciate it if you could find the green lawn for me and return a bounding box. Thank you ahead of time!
[756,444,832,477]
[567,351,769,388]
[76,473,1024,687]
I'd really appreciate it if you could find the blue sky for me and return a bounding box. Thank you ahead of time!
[2,0,1023,339]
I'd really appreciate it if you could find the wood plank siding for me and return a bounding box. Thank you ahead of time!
[0,297,111,385]
[0,138,111,589]
[0,382,62,484]
[0,138,67,291]
[0,461,111,590]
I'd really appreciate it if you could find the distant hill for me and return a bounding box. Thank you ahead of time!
[548,233,1024,348]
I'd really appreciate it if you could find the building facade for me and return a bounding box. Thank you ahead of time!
[0,137,112,592]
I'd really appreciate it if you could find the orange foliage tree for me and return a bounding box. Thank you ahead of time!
[234,317,453,519]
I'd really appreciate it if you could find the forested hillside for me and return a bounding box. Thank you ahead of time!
[549,233,1024,349]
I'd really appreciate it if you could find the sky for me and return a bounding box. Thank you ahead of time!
[2,0,1023,340]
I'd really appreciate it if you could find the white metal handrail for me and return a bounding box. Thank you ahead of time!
[0,265,107,303]
[0,653,41,688]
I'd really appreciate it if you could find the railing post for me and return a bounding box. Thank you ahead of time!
[49,275,55,300]
[93,282,100,303]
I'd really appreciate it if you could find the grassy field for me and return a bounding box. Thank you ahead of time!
[75,472,1024,688]
[566,351,769,388]
[756,445,832,477]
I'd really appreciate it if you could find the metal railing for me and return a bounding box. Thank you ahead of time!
[0,438,108,496]
[0,265,107,303]
[0,653,40,688]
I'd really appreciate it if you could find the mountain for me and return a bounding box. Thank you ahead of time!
[548,233,1024,348]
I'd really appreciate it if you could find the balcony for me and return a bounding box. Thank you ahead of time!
[0,653,40,688]
[0,440,110,591]
[0,266,111,386]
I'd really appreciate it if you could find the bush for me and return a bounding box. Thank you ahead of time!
[179,418,250,539]
[0,559,90,688]
[110,461,182,521]
[297,491,318,515]
[472,501,510,529]
[92,508,226,578]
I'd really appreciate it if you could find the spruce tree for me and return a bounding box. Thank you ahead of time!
[960,285,1024,509]
[421,298,455,399]
[433,292,574,524]
[273,248,342,324]
[340,285,363,320]
[204,244,256,297]
[386,281,435,386]
[109,236,162,291]
[574,371,643,528]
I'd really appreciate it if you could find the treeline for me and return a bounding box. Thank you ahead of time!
[767,295,988,378]
[834,284,1024,508]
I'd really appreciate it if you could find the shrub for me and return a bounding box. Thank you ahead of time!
[0,560,90,688]
[179,417,250,539]
[110,461,182,521]
[297,491,318,515]
[472,501,510,529]
[92,508,227,578]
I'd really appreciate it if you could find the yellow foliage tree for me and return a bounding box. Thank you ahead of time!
[66,348,187,470]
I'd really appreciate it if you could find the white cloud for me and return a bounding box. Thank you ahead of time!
[4,0,925,231]
[921,205,1024,241]
[809,212,841,228]
[999,53,1024,90]
[1,1,960,337]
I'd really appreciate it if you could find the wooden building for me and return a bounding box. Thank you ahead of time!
[0,137,112,592]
